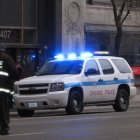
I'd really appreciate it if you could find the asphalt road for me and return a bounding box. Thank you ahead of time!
[1,107,140,140]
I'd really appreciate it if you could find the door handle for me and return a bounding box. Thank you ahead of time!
[98,79,103,82]
[114,77,118,80]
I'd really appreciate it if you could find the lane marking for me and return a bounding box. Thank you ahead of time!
[5,132,45,137]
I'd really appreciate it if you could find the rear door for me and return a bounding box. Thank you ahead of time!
[97,59,118,101]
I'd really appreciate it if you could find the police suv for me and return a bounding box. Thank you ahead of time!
[14,52,136,117]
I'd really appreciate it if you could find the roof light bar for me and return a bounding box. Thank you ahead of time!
[54,51,110,60]
[94,51,110,55]
[54,54,64,59]
[67,53,77,60]
[54,52,94,60]
[80,52,93,59]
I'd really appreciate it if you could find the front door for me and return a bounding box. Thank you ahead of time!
[83,59,105,103]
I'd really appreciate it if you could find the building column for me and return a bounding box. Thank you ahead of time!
[56,0,85,55]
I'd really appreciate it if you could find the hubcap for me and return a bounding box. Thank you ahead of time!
[73,99,79,111]
[120,97,127,109]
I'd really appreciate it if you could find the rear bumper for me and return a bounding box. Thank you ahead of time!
[130,86,137,99]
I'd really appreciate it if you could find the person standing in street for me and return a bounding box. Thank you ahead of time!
[0,46,18,135]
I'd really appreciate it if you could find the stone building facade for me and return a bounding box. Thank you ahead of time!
[54,0,140,59]
[85,0,140,57]
[0,0,140,78]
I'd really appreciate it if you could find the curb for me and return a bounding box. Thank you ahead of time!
[10,94,140,116]
[10,102,140,117]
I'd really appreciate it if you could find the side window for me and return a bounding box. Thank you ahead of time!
[85,60,100,75]
[111,59,131,73]
[99,59,114,74]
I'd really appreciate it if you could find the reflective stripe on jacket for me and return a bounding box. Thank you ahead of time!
[0,88,11,93]
[0,52,18,92]
[0,70,10,93]
[0,71,9,76]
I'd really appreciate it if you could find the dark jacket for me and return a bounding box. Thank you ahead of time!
[0,51,18,92]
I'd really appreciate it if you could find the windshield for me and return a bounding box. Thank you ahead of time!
[36,60,84,76]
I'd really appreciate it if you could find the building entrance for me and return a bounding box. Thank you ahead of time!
[6,48,39,79]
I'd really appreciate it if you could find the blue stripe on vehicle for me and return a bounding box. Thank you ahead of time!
[64,79,133,89]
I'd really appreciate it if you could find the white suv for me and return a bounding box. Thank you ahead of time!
[14,54,136,117]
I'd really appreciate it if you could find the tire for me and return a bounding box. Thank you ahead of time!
[65,91,84,115]
[113,89,129,112]
[17,109,34,117]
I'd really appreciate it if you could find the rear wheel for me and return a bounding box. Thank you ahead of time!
[113,89,129,112]
[17,109,34,117]
[65,91,84,115]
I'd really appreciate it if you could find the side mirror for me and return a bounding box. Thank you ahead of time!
[85,69,98,76]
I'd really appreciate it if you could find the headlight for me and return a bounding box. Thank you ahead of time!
[14,85,18,94]
[50,82,64,92]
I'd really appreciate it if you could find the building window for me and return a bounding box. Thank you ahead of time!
[23,0,37,27]
[86,0,93,5]
[85,32,110,52]
[0,0,22,26]
[86,0,112,6]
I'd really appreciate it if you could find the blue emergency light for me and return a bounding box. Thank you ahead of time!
[54,51,110,60]
[80,52,93,59]
[54,54,64,59]
[54,52,93,60]
[67,53,77,60]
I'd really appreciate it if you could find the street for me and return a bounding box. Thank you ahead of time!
[1,107,140,140]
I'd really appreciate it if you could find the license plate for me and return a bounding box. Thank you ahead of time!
[28,103,37,108]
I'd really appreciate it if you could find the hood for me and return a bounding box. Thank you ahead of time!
[15,74,74,85]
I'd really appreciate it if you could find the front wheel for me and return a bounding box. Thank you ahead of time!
[113,89,129,112]
[17,109,34,117]
[65,91,84,115]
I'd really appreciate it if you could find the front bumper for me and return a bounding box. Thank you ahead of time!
[13,91,68,110]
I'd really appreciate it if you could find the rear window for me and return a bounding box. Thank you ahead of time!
[111,59,131,73]
[98,59,114,74]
